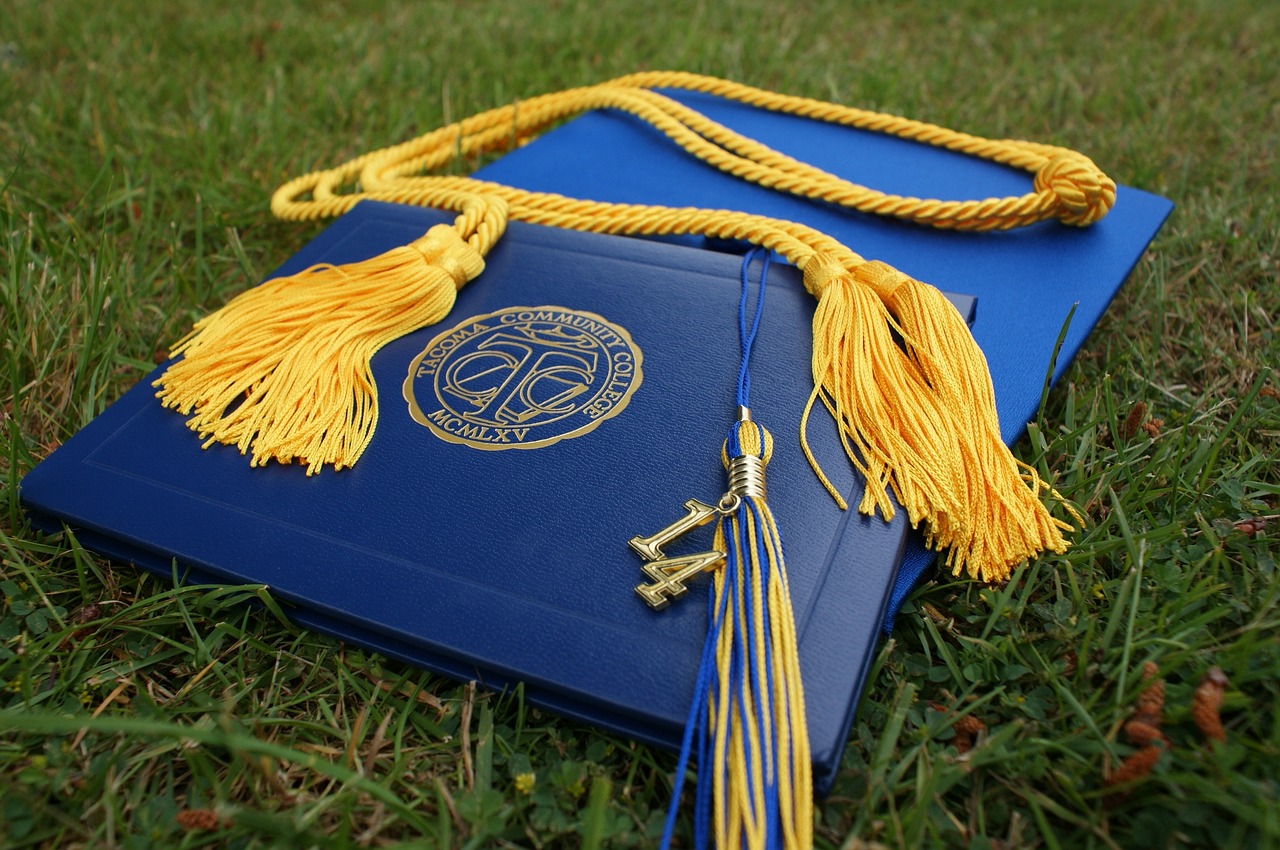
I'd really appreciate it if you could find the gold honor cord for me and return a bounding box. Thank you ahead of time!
[156,72,1109,583]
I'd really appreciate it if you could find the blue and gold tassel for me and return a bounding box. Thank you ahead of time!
[655,250,812,850]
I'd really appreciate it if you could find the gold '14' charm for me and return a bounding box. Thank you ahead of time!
[630,496,738,609]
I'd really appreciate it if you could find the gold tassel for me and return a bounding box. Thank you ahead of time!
[799,253,1077,581]
[155,224,485,474]
[875,266,1080,580]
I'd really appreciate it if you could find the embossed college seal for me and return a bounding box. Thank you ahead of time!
[403,306,644,450]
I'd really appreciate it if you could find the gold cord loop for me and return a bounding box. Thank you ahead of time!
[272,72,1115,236]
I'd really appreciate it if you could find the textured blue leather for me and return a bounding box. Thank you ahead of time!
[21,202,975,793]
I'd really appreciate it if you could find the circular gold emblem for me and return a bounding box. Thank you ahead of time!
[403,306,644,450]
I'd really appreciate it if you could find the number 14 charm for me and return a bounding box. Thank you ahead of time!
[630,495,738,610]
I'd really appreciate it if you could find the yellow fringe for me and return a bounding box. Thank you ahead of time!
[161,72,1111,580]
[709,509,813,850]
[156,222,489,473]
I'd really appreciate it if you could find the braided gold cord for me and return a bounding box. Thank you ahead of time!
[273,71,1116,234]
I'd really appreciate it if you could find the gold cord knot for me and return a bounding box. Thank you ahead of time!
[1033,153,1117,226]
[409,224,486,289]
[852,260,910,300]
[801,253,850,299]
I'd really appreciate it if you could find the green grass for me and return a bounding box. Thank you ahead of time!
[2,0,1278,847]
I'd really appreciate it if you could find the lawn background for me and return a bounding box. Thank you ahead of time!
[1,0,1277,847]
